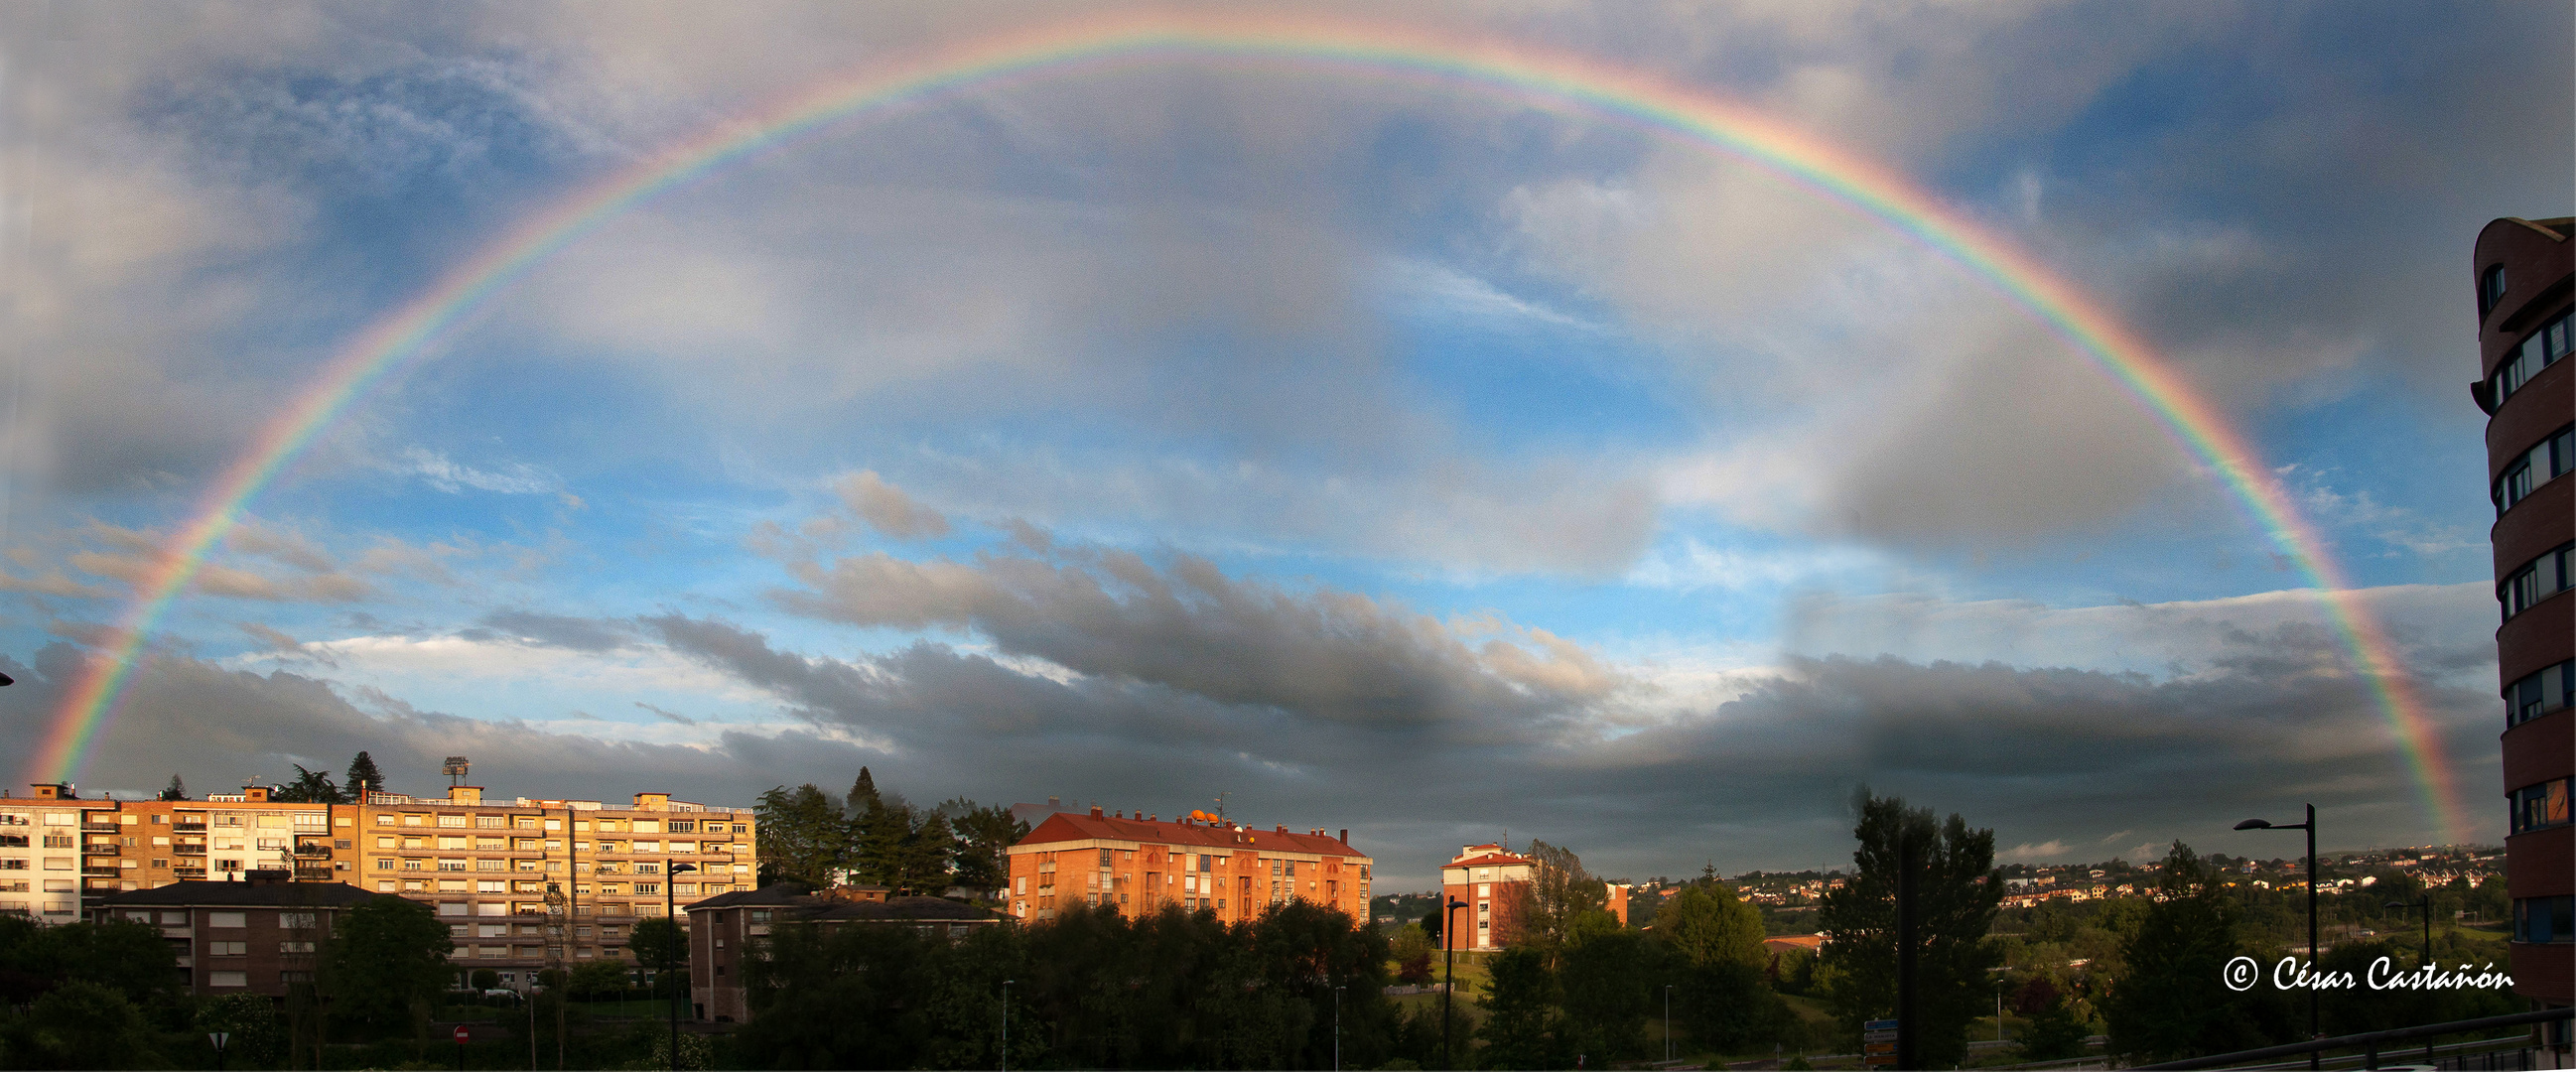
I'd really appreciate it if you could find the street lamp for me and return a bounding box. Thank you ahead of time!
[1442,896,1466,1070]
[1663,984,1673,1063]
[1001,979,1015,1072]
[2237,805,2317,1070]
[664,862,698,1070]
[1334,984,1344,1071]
[2383,895,2432,966]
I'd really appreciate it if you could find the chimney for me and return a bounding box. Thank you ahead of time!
[244,786,269,803]
[1048,796,1060,810]
[1339,829,1349,845]
[1090,805,1105,819]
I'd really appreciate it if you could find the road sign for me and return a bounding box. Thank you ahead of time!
[207,1032,229,1049]
[453,1025,470,1043]
[1863,1042,1897,1055]
[1863,1018,1899,1031]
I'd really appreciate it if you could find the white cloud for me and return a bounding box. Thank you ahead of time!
[395,448,560,495]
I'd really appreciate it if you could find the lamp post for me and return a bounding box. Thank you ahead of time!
[1334,985,1344,1071]
[2237,805,2317,1070]
[1442,896,1466,1070]
[2383,895,2432,966]
[1001,979,1014,1072]
[1663,984,1673,1063]
[664,862,697,1070]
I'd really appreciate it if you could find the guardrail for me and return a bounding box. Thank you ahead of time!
[2132,1006,2571,1070]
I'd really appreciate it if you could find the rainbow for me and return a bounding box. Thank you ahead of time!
[27,15,2471,842]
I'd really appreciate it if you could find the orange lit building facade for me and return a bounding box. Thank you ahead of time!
[1006,807,1372,924]
[1436,844,1630,952]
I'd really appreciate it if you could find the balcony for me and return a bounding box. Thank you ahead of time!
[293,844,332,858]
[82,845,120,857]
[173,846,206,857]
[173,823,206,833]
[173,868,207,880]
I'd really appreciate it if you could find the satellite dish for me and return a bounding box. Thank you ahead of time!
[0,671,12,686]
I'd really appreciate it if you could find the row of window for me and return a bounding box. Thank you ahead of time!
[375,814,746,834]
[2493,426,2574,517]
[2508,659,2574,729]
[2511,778,2571,835]
[2490,310,2573,407]
[2502,543,2575,622]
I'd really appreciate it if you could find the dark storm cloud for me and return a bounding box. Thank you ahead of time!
[762,549,1624,728]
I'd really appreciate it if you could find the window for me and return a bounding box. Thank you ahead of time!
[2507,660,2574,728]
[2482,265,2508,315]
[438,814,467,828]
[279,941,316,953]
[668,820,696,833]
[1099,849,1114,868]
[477,815,506,829]
[635,882,660,894]
[2494,427,2575,516]
[208,911,246,928]
[2513,779,2572,834]
[208,971,248,988]
[279,911,318,928]
[2502,545,2574,621]
[2516,896,2574,944]
[2494,314,2574,406]
[208,941,247,956]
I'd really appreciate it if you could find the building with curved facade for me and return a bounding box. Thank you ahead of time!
[2472,215,2574,1021]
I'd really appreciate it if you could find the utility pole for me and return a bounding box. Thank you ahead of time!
[1894,831,1919,1072]
[1442,896,1466,1070]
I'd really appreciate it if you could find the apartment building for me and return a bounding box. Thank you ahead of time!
[91,874,382,997]
[0,783,347,922]
[2472,214,2575,1020]
[346,783,756,988]
[1435,844,1629,952]
[686,884,1008,1023]
[5,772,759,992]
[1005,807,1372,924]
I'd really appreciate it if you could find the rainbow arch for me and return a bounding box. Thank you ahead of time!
[26,14,2472,842]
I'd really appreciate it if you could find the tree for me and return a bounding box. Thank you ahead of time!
[1817,789,2001,1068]
[2018,990,2091,1061]
[326,896,454,1027]
[1498,839,1605,961]
[1476,945,1565,1069]
[1658,883,1767,969]
[895,811,958,895]
[157,775,188,801]
[2103,842,2289,1061]
[1558,911,1649,1062]
[0,980,166,1069]
[569,959,630,999]
[271,764,342,804]
[1421,906,1443,947]
[195,993,288,1068]
[754,783,847,887]
[345,750,387,797]
[631,916,687,995]
[943,799,1028,894]
[847,767,881,814]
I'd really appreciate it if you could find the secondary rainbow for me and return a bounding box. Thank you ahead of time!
[28,14,2471,842]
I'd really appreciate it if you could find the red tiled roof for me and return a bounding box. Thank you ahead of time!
[1017,812,1366,860]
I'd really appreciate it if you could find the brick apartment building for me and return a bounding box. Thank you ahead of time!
[2472,215,2574,1025]
[1436,844,1629,952]
[1006,807,1373,924]
[90,873,383,997]
[3,765,758,992]
[686,884,1008,1022]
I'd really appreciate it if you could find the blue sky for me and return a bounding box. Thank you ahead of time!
[0,1,2565,885]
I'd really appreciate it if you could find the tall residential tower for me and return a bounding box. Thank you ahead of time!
[2472,215,2573,1018]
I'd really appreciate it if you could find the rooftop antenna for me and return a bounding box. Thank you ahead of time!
[443,755,471,787]
[1212,791,1229,821]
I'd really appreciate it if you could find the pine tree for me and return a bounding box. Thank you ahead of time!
[345,751,386,798]
[1817,788,2002,1067]
[847,767,881,814]
[159,775,189,801]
